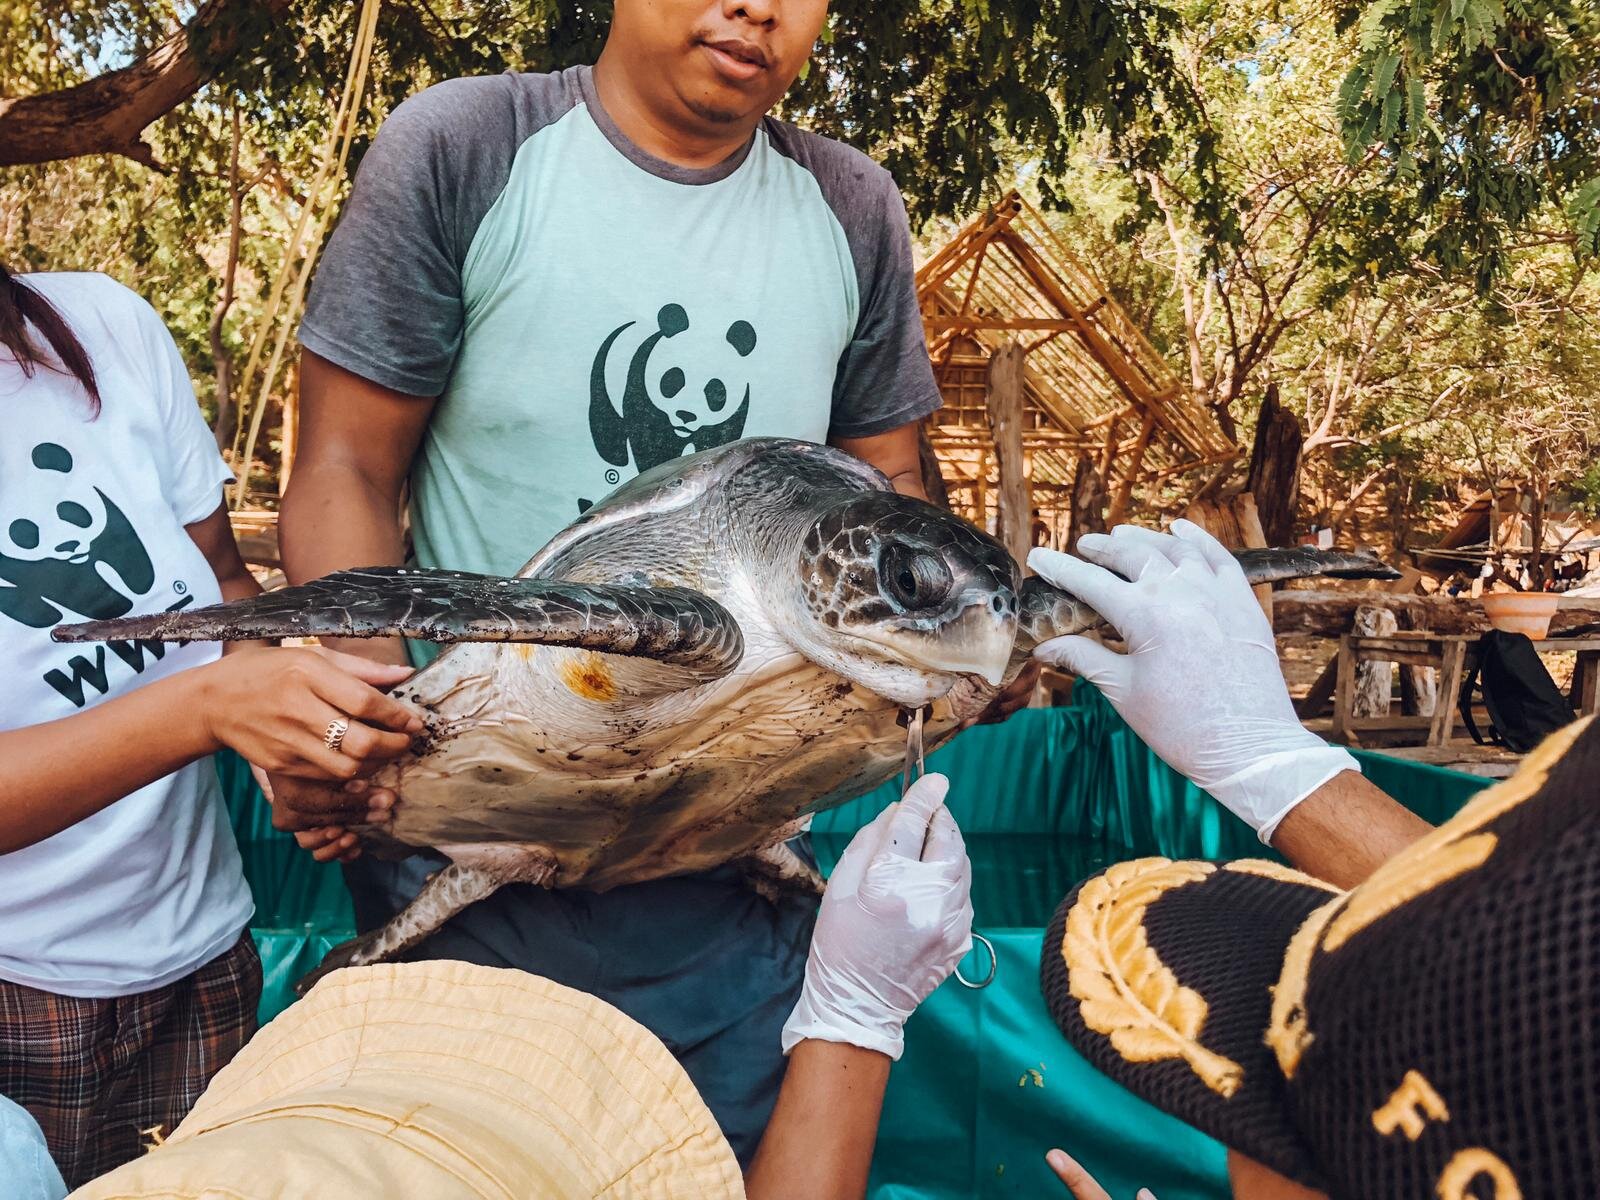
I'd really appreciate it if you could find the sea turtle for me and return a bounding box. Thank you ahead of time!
[56,438,1392,979]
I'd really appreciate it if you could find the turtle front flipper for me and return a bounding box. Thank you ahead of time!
[1232,546,1398,585]
[1010,546,1399,663]
[51,567,744,676]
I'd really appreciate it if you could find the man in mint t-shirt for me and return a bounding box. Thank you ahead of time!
[276,0,957,1160]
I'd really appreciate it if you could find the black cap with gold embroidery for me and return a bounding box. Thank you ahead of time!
[1040,716,1600,1199]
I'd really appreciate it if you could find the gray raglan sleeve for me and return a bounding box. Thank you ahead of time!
[825,166,943,439]
[298,78,520,397]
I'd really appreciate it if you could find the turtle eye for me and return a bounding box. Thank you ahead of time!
[879,543,953,611]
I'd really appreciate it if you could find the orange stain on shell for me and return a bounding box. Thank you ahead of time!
[561,652,617,702]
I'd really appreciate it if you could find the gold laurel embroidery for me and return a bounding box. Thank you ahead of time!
[1063,858,1244,1097]
[1323,833,1497,952]
[1371,1070,1450,1140]
[1265,717,1593,1084]
[1435,1148,1522,1200]
[1264,897,1339,1079]
[1373,713,1591,888]
[1224,860,1340,892]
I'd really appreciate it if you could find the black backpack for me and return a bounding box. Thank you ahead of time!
[1458,629,1577,753]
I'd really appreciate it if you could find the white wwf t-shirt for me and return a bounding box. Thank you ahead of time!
[0,272,252,997]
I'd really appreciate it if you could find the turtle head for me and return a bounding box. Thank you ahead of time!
[789,491,1019,706]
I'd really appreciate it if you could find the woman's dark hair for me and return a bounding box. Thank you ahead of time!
[0,262,101,413]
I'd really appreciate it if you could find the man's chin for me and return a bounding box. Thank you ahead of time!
[683,93,751,126]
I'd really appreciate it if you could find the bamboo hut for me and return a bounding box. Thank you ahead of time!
[916,192,1237,560]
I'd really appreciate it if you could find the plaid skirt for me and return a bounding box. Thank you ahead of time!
[0,933,261,1188]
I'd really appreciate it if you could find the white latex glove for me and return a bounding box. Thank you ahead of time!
[1028,521,1359,843]
[782,773,973,1060]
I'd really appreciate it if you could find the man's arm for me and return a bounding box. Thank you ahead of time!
[1268,771,1429,888]
[1029,524,1430,887]
[831,422,927,500]
[279,349,437,667]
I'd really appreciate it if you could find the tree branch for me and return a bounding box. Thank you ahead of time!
[0,0,293,167]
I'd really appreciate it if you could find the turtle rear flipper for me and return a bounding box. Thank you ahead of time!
[51,567,743,677]
[295,842,559,995]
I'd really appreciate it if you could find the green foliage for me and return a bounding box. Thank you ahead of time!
[1573,462,1600,519]
[1332,0,1600,286]
[783,0,1221,229]
[1032,0,1599,545]
[2,0,1595,523]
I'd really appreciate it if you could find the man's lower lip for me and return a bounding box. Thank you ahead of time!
[701,44,766,82]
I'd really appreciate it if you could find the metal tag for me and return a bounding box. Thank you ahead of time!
[900,705,926,797]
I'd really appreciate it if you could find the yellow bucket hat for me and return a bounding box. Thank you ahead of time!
[74,962,743,1199]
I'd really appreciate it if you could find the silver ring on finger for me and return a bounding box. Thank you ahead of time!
[323,717,351,754]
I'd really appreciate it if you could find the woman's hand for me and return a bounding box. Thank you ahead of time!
[199,646,421,783]
[1047,1149,1156,1200]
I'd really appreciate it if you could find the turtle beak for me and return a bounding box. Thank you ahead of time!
[906,592,1016,686]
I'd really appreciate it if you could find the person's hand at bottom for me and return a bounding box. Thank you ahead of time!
[251,765,366,865]
[781,772,973,1059]
[748,774,974,1200]
[1047,1149,1157,1200]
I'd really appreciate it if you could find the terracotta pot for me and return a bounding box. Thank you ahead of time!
[1480,592,1561,640]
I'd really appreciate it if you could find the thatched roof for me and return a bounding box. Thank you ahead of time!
[917,192,1237,523]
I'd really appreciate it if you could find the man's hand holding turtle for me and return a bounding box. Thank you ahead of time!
[1028,522,1360,843]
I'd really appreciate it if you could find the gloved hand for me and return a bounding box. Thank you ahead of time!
[781,773,973,1060]
[1028,521,1359,843]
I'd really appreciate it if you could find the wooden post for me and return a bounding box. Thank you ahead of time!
[1107,411,1157,525]
[1575,651,1600,716]
[1296,656,1339,719]
[1184,493,1272,622]
[1332,635,1356,744]
[1352,605,1398,719]
[278,360,300,496]
[985,341,1031,566]
[1244,384,1303,547]
[1430,640,1467,745]
[1067,456,1108,553]
[1096,416,1121,483]
[916,424,950,509]
[975,450,989,533]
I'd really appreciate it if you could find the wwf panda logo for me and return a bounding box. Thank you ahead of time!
[0,442,156,629]
[583,303,756,510]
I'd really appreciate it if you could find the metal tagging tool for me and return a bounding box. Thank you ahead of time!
[901,707,996,990]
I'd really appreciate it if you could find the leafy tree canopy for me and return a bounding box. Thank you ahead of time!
[1,0,1594,283]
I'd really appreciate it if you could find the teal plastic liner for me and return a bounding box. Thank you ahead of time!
[218,684,1488,1198]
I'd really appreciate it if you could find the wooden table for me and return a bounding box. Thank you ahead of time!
[1331,632,1600,747]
